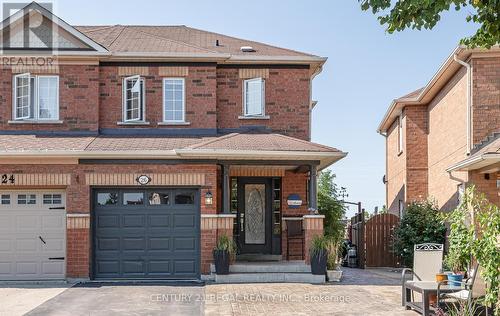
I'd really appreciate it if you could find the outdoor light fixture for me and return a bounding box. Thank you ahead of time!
[205,191,213,205]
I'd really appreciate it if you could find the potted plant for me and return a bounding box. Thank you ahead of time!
[310,235,329,275]
[326,238,343,282]
[213,234,236,275]
[444,251,467,286]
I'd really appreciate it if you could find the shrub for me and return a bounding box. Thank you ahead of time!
[392,200,447,267]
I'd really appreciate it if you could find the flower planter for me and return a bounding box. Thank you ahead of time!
[213,249,230,275]
[326,270,343,282]
[447,273,464,286]
[311,250,328,275]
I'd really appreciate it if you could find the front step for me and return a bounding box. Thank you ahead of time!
[214,273,325,284]
[209,261,325,284]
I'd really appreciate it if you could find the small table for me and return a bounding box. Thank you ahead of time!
[404,281,463,316]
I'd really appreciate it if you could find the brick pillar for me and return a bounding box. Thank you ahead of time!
[66,181,90,280]
[303,215,324,264]
[200,214,235,274]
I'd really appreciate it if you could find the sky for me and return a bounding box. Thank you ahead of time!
[50,0,478,217]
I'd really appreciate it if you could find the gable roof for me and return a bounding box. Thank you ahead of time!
[447,134,500,172]
[0,2,108,54]
[377,45,500,134]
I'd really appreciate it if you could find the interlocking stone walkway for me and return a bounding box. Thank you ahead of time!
[21,268,417,316]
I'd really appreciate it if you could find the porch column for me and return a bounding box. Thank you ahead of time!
[222,164,230,214]
[309,164,318,211]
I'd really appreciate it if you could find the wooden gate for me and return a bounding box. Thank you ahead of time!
[349,211,365,269]
[365,213,400,267]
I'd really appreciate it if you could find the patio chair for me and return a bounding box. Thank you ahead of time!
[401,243,444,306]
[437,263,487,315]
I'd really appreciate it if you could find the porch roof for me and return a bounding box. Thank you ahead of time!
[447,136,500,173]
[0,133,346,169]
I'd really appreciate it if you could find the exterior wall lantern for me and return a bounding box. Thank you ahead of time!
[204,191,213,205]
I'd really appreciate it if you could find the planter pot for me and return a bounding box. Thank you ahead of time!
[311,250,328,275]
[447,273,464,286]
[213,250,230,275]
[326,270,343,282]
[435,273,448,282]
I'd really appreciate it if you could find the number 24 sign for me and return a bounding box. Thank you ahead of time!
[1,174,15,184]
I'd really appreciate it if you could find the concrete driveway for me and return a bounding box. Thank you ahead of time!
[0,283,69,316]
[2,268,417,316]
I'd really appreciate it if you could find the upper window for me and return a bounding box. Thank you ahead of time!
[123,75,145,122]
[163,78,185,122]
[13,73,59,120]
[397,114,403,154]
[243,78,265,117]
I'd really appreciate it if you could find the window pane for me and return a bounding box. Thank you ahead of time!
[175,192,194,205]
[38,77,58,119]
[245,79,263,116]
[15,75,30,119]
[148,192,169,205]
[1,194,10,205]
[163,79,184,121]
[97,192,118,206]
[123,192,144,205]
[124,77,143,121]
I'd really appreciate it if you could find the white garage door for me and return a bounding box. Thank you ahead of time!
[0,191,66,280]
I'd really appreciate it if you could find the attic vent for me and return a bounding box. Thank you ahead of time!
[240,46,256,52]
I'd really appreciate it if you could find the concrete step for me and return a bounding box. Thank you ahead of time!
[210,261,311,274]
[214,273,325,284]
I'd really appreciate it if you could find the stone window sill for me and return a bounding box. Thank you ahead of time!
[238,115,270,120]
[8,120,63,124]
[157,122,191,126]
[117,121,151,126]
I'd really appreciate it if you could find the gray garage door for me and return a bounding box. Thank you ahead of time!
[93,188,200,280]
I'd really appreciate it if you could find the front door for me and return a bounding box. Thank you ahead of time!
[237,178,272,254]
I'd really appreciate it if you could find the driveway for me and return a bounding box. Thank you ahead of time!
[2,268,417,316]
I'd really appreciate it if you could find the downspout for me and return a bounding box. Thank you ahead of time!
[378,130,389,210]
[453,54,472,155]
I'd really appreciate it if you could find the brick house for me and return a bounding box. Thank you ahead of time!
[0,3,346,281]
[378,46,500,216]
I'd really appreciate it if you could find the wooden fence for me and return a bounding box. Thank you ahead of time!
[365,213,400,267]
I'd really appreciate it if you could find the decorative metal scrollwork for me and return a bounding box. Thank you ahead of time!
[414,243,443,251]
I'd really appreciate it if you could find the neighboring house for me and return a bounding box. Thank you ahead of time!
[379,46,500,216]
[0,3,346,281]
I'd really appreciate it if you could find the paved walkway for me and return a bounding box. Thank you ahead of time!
[7,268,417,316]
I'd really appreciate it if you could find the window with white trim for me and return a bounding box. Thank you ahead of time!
[397,114,403,154]
[243,78,265,117]
[163,78,185,122]
[123,75,145,122]
[13,73,59,120]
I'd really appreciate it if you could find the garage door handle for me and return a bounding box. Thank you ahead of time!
[49,257,65,260]
[38,236,46,244]
[49,207,65,210]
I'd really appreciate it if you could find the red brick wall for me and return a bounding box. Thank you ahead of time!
[216,67,311,140]
[98,65,217,129]
[0,65,100,132]
[469,171,500,207]
[404,105,428,202]
[471,57,500,145]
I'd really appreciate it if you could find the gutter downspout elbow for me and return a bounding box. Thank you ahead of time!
[453,54,472,155]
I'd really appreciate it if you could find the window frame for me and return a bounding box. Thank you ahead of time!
[243,77,265,117]
[122,75,146,123]
[162,77,186,123]
[397,114,403,154]
[13,73,59,121]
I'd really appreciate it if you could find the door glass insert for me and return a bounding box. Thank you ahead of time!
[97,192,118,206]
[43,194,62,204]
[1,194,10,205]
[18,194,36,205]
[123,192,144,205]
[148,192,169,205]
[244,184,265,244]
[175,192,194,205]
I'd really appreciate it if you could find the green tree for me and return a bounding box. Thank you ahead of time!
[392,200,447,267]
[359,0,500,48]
[317,170,346,244]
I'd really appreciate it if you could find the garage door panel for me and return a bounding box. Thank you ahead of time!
[93,188,199,280]
[17,262,38,275]
[0,262,13,275]
[16,216,40,230]
[41,215,65,230]
[41,239,65,252]
[97,215,120,228]
[0,215,13,231]
[148,215,170,227]
[16,239,39,252]
[123,215,145,227]
[41,261,64,275]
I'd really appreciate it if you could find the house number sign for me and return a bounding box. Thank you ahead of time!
[1,174,15,184]
[136,175,151,185]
